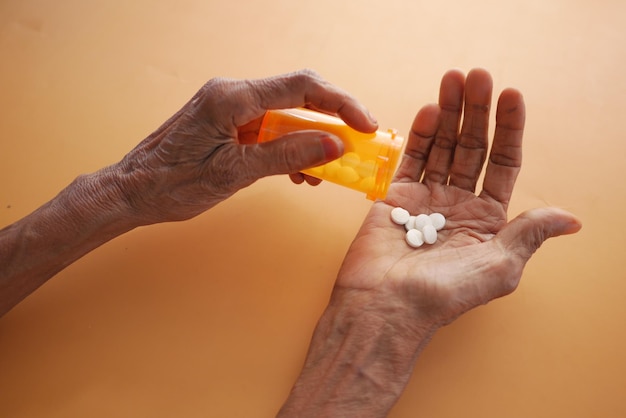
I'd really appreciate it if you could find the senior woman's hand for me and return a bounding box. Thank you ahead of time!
[277,69,582,418]
[0,70,377,316]
[115,69,378,224]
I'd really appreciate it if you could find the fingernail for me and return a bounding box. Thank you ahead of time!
[368,110,378,125]
[320,134,344,161]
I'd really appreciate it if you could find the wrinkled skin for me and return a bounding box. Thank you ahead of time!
[114,69,378,224]
[335,68,581,327]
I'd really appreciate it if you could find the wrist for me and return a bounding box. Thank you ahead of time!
[61,164,141,231]
[0,166,139,315]
[321,285,439,372]
[278,286,438,418]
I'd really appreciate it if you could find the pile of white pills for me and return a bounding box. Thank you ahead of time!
[390,207,446,248]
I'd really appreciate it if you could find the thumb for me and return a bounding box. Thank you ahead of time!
[496,207,582,263]
[245,130,344,178]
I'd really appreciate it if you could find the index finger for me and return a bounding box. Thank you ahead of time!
[242,69,379,133]
[479,88,525,209]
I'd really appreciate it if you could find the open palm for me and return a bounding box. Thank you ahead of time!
[335,69,581,326]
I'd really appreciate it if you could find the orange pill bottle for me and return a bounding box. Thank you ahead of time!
[257,108,405,200]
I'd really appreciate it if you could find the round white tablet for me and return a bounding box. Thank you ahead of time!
[390,207,410,225]
[429,212,446,231]
[404,216,416,231]
[405,229,424,248]
[422,224,438,244]
[413,214,432,231]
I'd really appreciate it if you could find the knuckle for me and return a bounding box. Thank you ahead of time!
[434,133,456,150]
[203,76,229,91]
[290,68,325,95]
[281,140,306,173]
[467,103,490,114]
[197,77,235,105]
[184,78,224,114]
[294,68,322,82]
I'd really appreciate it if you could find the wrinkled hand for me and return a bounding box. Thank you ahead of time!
[335,69,582,328]
[114,69,377,224]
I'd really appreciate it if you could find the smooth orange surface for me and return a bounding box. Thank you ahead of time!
[0,1,624,417]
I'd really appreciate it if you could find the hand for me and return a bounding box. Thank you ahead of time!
[335,68,582,327]
[113,69,377,224]
[277,69,582,417]
[276,69,583,417]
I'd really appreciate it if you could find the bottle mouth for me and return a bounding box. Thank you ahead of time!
[367,128,405,201]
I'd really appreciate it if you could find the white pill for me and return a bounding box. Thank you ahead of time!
[390,207,410,225]
[422,224,438,244]
[405,229,424,248]
[404,216,416,231]
[413,214,433,231]
[429,212,446,231]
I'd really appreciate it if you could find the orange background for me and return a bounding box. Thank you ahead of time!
[1,1,624,417]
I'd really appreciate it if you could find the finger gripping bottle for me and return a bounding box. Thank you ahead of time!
[257,108,405,200]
